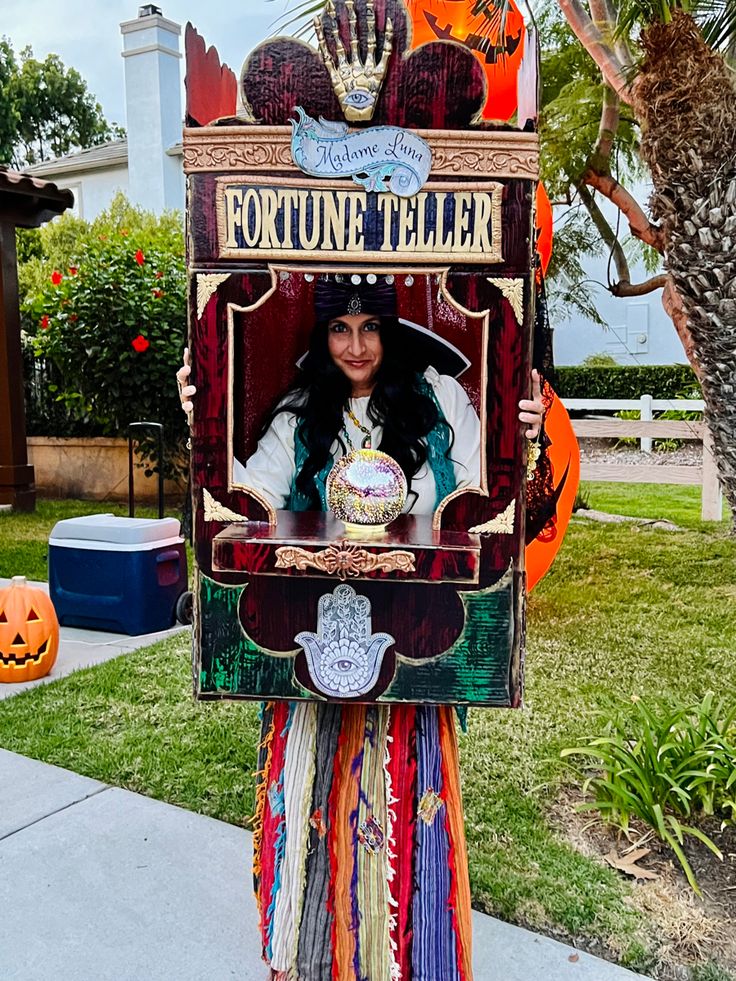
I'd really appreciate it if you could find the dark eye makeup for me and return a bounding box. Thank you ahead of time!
[328,319,381,333]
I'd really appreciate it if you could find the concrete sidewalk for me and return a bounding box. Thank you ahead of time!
[0,602,652,981]
[0,750,651,981]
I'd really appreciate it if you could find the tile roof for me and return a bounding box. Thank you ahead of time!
[0,168,75,226]
[24,140,129,177]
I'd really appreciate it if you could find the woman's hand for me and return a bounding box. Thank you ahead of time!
[176,347,196,420]
[518,368,544,439]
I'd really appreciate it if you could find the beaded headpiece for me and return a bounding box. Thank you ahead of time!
[314,275,396,322]
[301,273,471,378]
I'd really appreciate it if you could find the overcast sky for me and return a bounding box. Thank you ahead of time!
[2,1,295,127]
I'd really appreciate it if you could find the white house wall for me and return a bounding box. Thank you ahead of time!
[552,189,687,367]
[56,164,130,221]
[553,256,687,366]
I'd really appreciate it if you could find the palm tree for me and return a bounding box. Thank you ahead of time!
[556,0,736,519]
[272,0,736,520]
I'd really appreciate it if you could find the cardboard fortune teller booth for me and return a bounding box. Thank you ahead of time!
[185,0,547,708]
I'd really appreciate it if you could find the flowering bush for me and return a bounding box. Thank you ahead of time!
[22,196,187,476]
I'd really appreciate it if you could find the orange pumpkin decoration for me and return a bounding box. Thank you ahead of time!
[409,0,526,121]
[525,390,580,592]
[0,576,60,683]
[535,183,554,276]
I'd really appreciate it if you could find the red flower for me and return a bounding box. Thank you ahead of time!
[68,266,78,276]
[40,315,50,329]
[134,249,145,266]
[155,271,164,279]
[152,288,164,299]
[131,334,150,353]
[69,313,79,322]
[50,270,63,285]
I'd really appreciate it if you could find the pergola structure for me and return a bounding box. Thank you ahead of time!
[0,169,73,511]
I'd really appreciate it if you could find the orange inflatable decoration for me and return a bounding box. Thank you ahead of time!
[535,183,553,276]
[525,390,580,592]
[409,0,525,121]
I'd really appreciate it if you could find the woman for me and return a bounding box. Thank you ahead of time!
[178,276,544,981]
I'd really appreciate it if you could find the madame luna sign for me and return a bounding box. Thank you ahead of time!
[213,108,504,263]
[290,109,432,197]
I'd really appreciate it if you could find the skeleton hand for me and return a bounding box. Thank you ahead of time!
[314,0,393,121]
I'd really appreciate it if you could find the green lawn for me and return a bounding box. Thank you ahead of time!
[0,498,187,582]
[583,481,731,530]
[0,490,733,978]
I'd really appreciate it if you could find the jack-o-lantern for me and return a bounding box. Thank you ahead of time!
[0,576,60,683]
[409,0,525,121]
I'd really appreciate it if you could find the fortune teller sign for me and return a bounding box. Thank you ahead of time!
[185,0,542,706]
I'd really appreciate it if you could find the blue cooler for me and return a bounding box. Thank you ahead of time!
[49,514,187,635]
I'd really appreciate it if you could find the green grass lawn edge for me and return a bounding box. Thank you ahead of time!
[1,490,734,977]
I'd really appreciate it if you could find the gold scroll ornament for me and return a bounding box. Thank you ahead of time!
[275,541,415,581]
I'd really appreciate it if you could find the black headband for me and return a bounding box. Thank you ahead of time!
[313,275,397,322]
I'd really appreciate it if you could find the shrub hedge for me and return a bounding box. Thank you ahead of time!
[554,364,699,400]
[20,194,187,476]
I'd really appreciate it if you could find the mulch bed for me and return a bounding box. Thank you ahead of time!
[555,791,736,978]
[579,438,702,468]
[677,819,736,921]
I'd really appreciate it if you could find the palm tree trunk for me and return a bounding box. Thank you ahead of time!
[633,11,736,519]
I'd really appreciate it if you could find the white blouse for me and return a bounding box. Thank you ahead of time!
[233,366,480,516]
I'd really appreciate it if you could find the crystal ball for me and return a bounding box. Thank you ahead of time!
[326,449,407,527]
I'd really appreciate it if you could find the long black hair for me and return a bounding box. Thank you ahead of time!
[261,315,454,508]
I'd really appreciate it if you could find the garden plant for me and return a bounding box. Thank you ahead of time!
[19,194,188,476]
[562,693,736,893]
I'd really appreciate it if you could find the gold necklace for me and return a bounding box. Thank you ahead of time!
[345,405,373,449]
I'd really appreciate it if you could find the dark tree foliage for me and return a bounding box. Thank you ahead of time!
[0,39,20,164]
[0,39,123,167]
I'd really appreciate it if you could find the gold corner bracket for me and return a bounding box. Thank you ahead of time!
[468,501,516,536]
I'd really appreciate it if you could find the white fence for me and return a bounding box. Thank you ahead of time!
[564,397,724,521]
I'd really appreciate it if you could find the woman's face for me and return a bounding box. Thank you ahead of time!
[327,313,384,396]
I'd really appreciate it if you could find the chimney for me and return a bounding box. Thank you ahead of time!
[120,7,183,212]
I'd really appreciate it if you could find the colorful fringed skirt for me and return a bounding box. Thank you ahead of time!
[253,701,473,981]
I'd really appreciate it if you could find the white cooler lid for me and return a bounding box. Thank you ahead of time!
[49,513,181,546]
